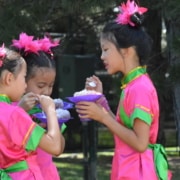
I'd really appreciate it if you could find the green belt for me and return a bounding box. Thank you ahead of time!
[0,160,28,180]
[148,144,169,180]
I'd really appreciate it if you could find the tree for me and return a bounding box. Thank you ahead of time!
[163,0,180,147]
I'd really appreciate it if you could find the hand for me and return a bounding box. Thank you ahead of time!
[37,95,55,114]
[18,92,38,111]
[75,101,108,123]
[85,75,103,93]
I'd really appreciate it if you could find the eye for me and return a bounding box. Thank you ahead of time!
[37,85,45,89]
[102,47,108,52]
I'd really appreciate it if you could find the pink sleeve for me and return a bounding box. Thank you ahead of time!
[124,83,155,124]
[127,84,152,111]
[9,107,36,147]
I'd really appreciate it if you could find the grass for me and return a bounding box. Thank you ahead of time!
[54,125,180,179]
[54,150,112,180]
[165,147,180,180]
[53,147,180,180]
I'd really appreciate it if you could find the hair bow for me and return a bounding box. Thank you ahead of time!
[115,0,148,26]
[0,44,6,67]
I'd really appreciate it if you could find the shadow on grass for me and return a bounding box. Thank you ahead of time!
[53,151,112,180]
[165,147,180,180]
[53,148,180,180]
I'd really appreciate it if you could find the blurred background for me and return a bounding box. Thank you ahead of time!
[0,0,180,179]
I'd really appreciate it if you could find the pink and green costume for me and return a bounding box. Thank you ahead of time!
[0,94,46,179]
[11,101,66,180]
[29,107,62,180]
[111,66,172,180]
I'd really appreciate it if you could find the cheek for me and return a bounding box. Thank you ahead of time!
[110,57,122,72]
[49,87,53,94]
[44,87,53,96]
[38,86,53,96]
[25,85,42,94]
[33,89,43,95]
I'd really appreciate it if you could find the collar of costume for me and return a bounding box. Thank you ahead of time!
[28,105,42,115]
[0,94,11,103]
[121,66,147,89]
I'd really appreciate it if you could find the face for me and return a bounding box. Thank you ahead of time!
[100,38,125,74]
[26,67,56,96]
[10,61,27,101]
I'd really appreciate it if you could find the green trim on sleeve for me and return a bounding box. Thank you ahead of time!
[25,125,45,151]
[60,123,67,134]
[130,108,152,126]
[119,89,152,129]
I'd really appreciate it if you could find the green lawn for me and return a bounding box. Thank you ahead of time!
[54,151,112,180]
[53,147,180,180]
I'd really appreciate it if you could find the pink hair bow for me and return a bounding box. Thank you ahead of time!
[38,36,60,55]
[12,32,41,54]
[12,32,60,56]
[115,0,148,26]
[0,44,6,67]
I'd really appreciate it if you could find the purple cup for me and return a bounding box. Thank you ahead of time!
[66,94,102,121]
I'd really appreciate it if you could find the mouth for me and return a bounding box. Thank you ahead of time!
[103,63,108,69]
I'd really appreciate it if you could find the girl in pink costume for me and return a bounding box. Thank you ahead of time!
[0,44,64,179]
[11,32,64,180]
[75,0,172,179]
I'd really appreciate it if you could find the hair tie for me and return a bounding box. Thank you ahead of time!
[12,32,60,57]
[0,44,6,67]
[37,36,60,56]
[12,32,40,54]
[115,0,148,27]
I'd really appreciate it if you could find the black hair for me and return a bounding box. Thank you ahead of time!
[0,48,24,77]
[101,13,153,65]
[22,51,56,81]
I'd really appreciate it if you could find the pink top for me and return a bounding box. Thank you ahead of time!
[36,148,60,180]
[12,101,61,179]
[30,107,61,180]
[111,67,172,180]
[111,67,159,180]
[0,101,45,179]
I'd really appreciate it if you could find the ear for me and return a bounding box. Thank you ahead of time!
[119,48,128,58]
[128,46,137,56]
[123,47,137,58]
[2,71,15,86]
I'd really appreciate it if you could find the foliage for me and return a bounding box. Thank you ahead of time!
[0,0,117,49]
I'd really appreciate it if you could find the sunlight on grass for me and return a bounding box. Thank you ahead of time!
[55,160,111,180]
[54,150,112,180]
[55,162,84,180]
[166,147,180,156]
[54,147,180,180]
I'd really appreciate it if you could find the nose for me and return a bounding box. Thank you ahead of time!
[43,88,52,96]
[100,52,104,61]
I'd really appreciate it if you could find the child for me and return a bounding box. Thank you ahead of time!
[11,32,64,180]
[0,44,63,180]
[75,0,172,179]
